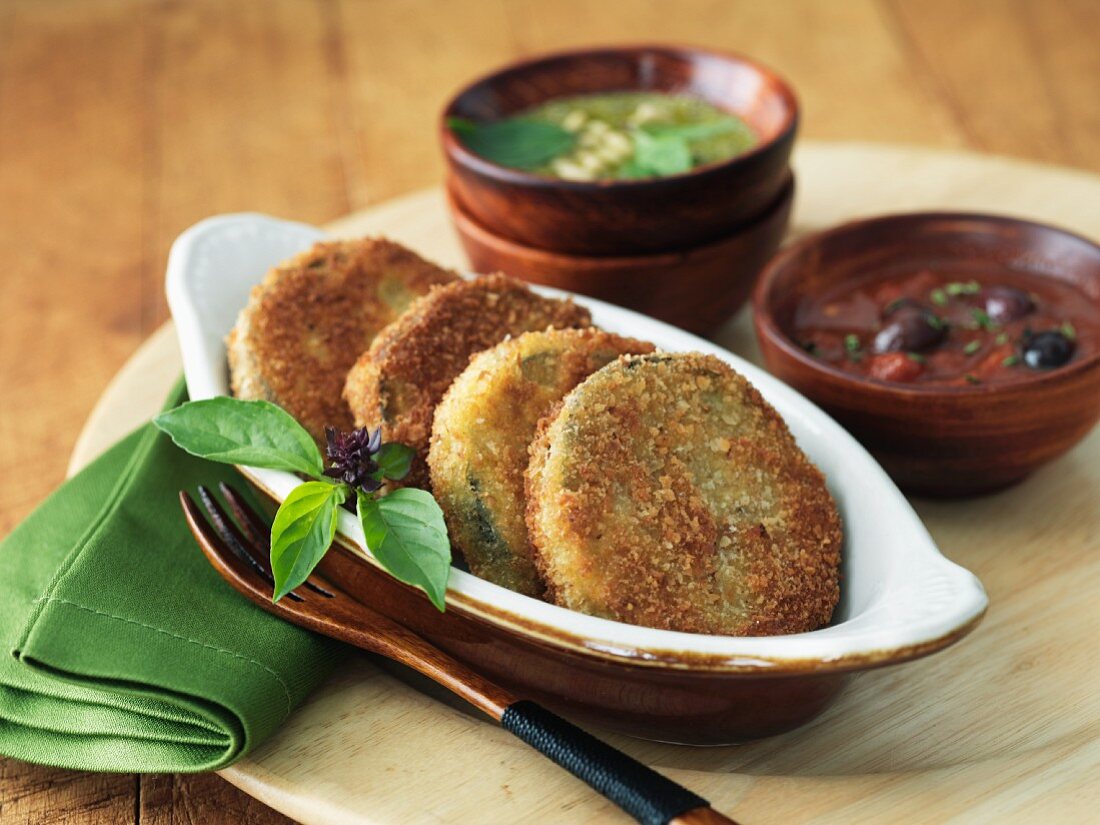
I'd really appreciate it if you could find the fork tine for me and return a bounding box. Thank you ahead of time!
[218,481,270,547]
[196,485,304,603]
[218,482,334,599]
[179,490,283,604]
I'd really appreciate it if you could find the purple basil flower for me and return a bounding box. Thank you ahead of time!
[323,426,383,492]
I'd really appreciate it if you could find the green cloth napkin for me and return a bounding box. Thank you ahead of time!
[0,380,345,772]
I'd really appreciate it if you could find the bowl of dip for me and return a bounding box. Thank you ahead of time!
[753,212,1100,496]
[441,45,798,255]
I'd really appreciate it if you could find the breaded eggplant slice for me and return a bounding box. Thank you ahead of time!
[227,238,456,442]
[344,274,592,489]
[526,352,842,636]
[429,329,654,596]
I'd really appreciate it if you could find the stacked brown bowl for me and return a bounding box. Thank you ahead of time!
[441,45,798,335]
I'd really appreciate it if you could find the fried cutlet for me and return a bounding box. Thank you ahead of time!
[525,352,842,636]
[343,274,592,489]
[428,328,654,596]
[227,238,456,441]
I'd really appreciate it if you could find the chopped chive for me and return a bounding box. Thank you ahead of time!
[844,334,863,362]
[926,314,946,331]
[906,352,926,364]
[946,280,981,296]
[965,373,982,385]
[964,340,982,355]
[930,288,948,307]
[995,332,1009,346]
[1061,321,1077,340]
[1002,355,1021,367]
[969,308,997,331]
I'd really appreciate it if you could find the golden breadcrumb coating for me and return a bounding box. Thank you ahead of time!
[227,238,456,441]
[525,352,842,636]
[429,329,654,596]
[343,274,591,489]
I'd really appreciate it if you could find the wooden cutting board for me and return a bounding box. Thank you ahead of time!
[70,142,1100,824]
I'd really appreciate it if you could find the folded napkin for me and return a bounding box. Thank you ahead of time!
[0,380,345,772]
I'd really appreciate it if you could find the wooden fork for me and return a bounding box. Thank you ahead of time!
[180,483,738,825]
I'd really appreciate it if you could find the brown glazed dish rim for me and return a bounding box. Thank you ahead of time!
[446,173,796,265]
[754,211,1100,398]
[242,466,985,678]
[440,43,799,190]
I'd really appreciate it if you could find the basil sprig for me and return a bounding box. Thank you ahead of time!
[155,398,451,610]
[448,117,575,170]
[626,117,748,178]
[155,398,324,476]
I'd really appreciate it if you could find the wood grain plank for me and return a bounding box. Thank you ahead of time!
[335,0,516,205]
[139,774,296,825]
[0,0,147,535]
[140,0,350,330]
[885,0,1081,168]
[0,760,134,825]
[1022,0,1100,171]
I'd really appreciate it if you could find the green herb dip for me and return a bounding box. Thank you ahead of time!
[451,92,757,180]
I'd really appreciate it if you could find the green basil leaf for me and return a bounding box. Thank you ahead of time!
[375,442,415,481]
[615,157,653,179]
[358,489,450,611]
[631,131,693,177]
[640,117,743,143]
[154,397,324,478]
[452,118,575,170]
[270,481,347,602]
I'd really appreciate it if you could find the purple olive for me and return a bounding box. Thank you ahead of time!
[874,306,946,353]
[983,286,1035,323]
[1022,330,1075,369]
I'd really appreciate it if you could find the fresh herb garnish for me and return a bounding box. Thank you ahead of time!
[969,308,997,331]
[844,333,863,361]
[963,340,982,355]
[448,117,576,170]
[638,117,745,143]
[154,398,324,477]
[947,280,981,296]
[630,129,693,177]
[964,373,982,385]
[929,288,948,307]
[269,481,347,602]
[1002,355,1022,367]
[907,352,926,364]
[926,313,946,331]
[1061,321,1077,340]
[995,332,1009,346]
[155,398,450,609]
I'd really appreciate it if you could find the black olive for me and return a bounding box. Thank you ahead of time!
[873,306,946,353]
[1022,330,1075,369]
[983,286,1035,323]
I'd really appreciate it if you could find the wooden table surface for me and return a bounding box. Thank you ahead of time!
[1,1,1097,822]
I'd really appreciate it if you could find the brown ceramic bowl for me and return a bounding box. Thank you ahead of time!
[754,212,1100,496]
[441,44,798,255]
[449,175,793,335]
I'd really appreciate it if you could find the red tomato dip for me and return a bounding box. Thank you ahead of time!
[791,265,1098,386]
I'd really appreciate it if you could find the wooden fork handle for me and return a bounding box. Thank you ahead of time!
[271,595,736,822]
[334,611,738,823]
